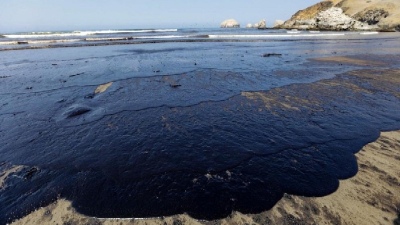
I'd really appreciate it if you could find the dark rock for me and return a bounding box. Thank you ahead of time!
[172,220,183,225]
[69,72,85,77]
[44,210,51,215]
[263,53,282,57]
[354,9,389,25]
[170,84,182,88]
[24,167,39,180]
[394,208,400,225]
[395,24,400,32]
[84,93,95,99]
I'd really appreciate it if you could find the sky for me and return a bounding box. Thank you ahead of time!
[0,0,321,33]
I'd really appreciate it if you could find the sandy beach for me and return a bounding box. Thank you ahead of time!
[1,31,400,224]
[2,0,400,223]
[8,129,400,225]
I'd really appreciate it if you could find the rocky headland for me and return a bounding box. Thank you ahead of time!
[278,0,400,31]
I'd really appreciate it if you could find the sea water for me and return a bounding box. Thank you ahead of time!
[0,28,395,51]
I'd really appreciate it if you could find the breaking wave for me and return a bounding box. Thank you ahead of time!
[208,33,346,39]
[3,29,179,39]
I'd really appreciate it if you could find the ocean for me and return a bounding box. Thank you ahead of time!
[0,28,400,223]
[0,28,388,51]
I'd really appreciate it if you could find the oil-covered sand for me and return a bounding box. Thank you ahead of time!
[9,130,400,225]
[1,36,400,224]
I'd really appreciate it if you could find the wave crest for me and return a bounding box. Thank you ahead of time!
[3,29,179,39]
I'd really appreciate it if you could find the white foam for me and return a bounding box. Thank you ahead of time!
[360,31,379,35]
[208,33,345,39]
[3,29,178,39]
[287,29,301,34]
[135,35,188,39]
[88,29,178,34]
[0,41,18,45]
[0,39,81,45]
[28,39,81,44]
[5,33,87,38]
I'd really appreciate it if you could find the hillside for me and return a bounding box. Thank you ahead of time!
[279,0,400,31]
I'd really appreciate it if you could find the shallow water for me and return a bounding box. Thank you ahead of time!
[0,33,400,223]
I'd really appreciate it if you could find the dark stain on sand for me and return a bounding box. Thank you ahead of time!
[0,57,400,223]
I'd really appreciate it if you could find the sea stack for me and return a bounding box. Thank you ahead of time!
[257,19,267,29]
[220,19,240,28]
[246,23,253,28]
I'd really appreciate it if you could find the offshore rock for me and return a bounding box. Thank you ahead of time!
[220,19,240,28]
[246,23,253,28]
[257,19,267,29]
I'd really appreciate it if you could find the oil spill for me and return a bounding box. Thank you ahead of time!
[1,66,400,223]
[0,40,400,224]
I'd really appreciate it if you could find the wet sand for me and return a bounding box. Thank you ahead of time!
[312,56,386,66]
[9,130,400,225]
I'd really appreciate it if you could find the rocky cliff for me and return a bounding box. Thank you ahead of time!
[278,0,400,31]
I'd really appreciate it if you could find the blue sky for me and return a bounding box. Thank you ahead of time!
[0,0,321,32]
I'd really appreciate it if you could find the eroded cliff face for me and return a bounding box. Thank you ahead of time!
[279,0,400,31]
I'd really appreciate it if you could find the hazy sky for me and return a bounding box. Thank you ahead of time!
[0,0,321,33]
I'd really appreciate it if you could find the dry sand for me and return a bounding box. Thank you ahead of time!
[95,82,113,94]
[8,130,400,225]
